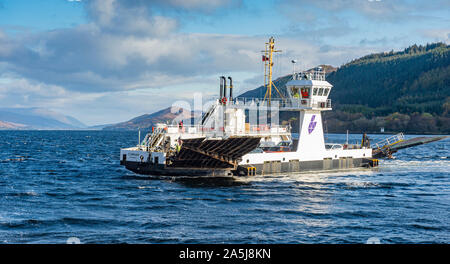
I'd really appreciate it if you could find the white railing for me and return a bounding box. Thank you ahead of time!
[159,124,290,136]
[292,69,326,81]
[230,97,331,109]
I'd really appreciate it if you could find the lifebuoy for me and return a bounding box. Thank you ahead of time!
[221,97,227,105]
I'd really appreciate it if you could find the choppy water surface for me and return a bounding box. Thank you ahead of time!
[0,131,448,243]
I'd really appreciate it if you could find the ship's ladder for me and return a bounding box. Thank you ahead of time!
[201,104,217,125]
[373,133,405,150]
[148,128,166,149]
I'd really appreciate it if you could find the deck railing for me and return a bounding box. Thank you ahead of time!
[229,97,331,109]
[373,133,405,149]
[163,124,290,136]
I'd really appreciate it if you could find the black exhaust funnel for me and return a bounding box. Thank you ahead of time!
[221,76,227,99]
[219,77,224,98]
[228,76,233,101]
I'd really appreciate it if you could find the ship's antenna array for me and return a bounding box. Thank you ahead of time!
[262,37,284,106]
[291,59,297,75]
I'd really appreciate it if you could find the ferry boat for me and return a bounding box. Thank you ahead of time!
[119,37,446,177]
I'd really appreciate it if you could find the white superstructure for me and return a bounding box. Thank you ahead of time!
[241,68,371,165]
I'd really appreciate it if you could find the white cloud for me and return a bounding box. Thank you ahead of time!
[163,0,234,11]
[282,0,414,20]
[420,28,450,43]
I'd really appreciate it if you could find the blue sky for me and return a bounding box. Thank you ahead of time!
[0,0,86,31]
[0,0,449,125]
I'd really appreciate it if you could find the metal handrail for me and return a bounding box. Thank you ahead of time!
[230,97,331,109]
[292,69,326,81]
[159,124,291,136]
[374,133,404,149]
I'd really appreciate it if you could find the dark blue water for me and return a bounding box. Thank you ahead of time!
[0,131,448,244]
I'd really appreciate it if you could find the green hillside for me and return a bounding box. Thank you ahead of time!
[328,43,449,114]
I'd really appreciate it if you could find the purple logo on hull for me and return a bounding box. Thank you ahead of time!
[308,115,317,134]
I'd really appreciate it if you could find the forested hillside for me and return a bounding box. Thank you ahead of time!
[325,42,449,133]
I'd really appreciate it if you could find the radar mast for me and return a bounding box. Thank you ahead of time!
[262,37,283,106]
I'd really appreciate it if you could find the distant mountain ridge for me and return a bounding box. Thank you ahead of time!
[0,121,27,130]
[102,107,192,130]
[0,107,86,130]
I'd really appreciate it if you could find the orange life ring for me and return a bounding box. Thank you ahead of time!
[221,97,227,104]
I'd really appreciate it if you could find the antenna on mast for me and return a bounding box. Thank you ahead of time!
[291,59,297,76]
[262,37,283,106]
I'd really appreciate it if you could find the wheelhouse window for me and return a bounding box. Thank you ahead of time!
[301,87,310,99]
[323,88,330,97]
[291,86,300,98]
[318,88,324,96]
[313,88,318,96]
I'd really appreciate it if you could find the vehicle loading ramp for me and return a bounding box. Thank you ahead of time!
[169,136,261,169]
[373,135,448,158]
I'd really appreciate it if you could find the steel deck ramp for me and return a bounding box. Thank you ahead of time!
[168,136,261,169]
